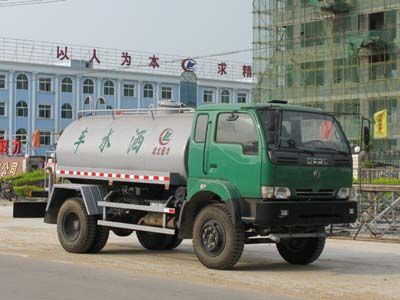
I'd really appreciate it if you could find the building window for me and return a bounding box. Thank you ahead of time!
[97,98,106,106]
[0,74,6,89]
[16,74,28,90]
[237,92,247,103]
[143,83,154,98]
[16,101,28,117]
[334,57,359,84]
[84,97,91,105]
[0,102,5,116]
[301,21,325,48]
[38,104,51,119]
[107,105,113,110]
[40,131,51,146]
[62,77,73,93]
[161,86,172,100]
[221,90,230,104]
[39,78,52,92]
[16,128,27,145]
[61,103,73,119]
[123,83,135,97]
[83,79,94,94]
[0,130,6,139]
[203,90,214,103]
[300,61,325,86]
[104,80,115,96]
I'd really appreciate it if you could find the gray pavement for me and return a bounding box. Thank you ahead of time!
[0,254,286,300]
[1,205,400,300]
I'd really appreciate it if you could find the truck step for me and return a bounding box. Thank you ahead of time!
[98,220,175,235]
[98,201,175,214]
[98,200,176,235]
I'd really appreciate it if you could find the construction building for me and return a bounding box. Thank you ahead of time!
[253,0,400,151]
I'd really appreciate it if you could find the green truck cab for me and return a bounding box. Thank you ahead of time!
[182,102,357,269]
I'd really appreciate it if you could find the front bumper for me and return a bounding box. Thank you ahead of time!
[241,199,357,227]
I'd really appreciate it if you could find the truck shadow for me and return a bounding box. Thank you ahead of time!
[235,262,327,272]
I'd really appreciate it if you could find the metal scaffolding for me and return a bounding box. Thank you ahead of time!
[253,0,400,151]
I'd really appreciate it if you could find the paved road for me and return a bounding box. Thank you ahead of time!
[0,254,285,300]
[1,204,400,300]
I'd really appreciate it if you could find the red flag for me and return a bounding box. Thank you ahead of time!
[32,130,41,148]
[320,120,334,140]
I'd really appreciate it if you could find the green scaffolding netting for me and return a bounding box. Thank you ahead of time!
[308,0,350,13]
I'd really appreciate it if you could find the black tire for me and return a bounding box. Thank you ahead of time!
[136,231,174,250]
[193,204,244,270]
[57,198,97,253]
[112,228,134,237]
[88,225,110,253]
[165,235,183,250]
[277,236,326,265]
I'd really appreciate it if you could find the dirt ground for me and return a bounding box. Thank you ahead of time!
[1,205,400,300]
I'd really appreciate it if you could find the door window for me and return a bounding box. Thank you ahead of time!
[194,114,209,143]
[216,113,259,155]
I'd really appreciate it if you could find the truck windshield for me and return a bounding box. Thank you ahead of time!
[258,109,350,155]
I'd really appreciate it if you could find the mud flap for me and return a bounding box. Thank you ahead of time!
[13,201,47,218]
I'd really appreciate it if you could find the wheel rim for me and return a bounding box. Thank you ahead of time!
[200,220,226,257]
[62,211,81,242]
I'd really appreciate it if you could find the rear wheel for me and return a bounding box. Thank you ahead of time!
[193,204,244,270]
[57,198,96,253]
[165,235,183,250]
[136,231,174,250]
[276,236,326,265]
[88,225,110,253]
[112,228,134,237]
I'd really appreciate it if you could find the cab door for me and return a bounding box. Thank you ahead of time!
[205,111,261,198]
[188,113,210,178]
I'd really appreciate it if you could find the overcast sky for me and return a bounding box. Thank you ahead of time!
[0,0,253,63]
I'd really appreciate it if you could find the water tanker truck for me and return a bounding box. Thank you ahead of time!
[21,101,362,269]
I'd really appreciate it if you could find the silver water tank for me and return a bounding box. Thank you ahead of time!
[56,110,194,185]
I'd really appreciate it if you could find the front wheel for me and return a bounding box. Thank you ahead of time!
[193,204,244,270]
[276,236,326,265]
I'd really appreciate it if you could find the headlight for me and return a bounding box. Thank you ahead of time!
[338,187,352,200]
[261,186,291,200]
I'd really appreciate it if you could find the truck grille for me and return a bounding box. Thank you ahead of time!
[276,156,299,165]
[296,189,335,199]
[334,159,351,167]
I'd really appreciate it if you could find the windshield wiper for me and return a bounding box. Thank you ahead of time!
[292,147,315,155]
[276,139,315,155]
[315,147,349,156]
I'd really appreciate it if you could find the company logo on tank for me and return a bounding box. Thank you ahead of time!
[153,129,174,156]
[159,129,174,146]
